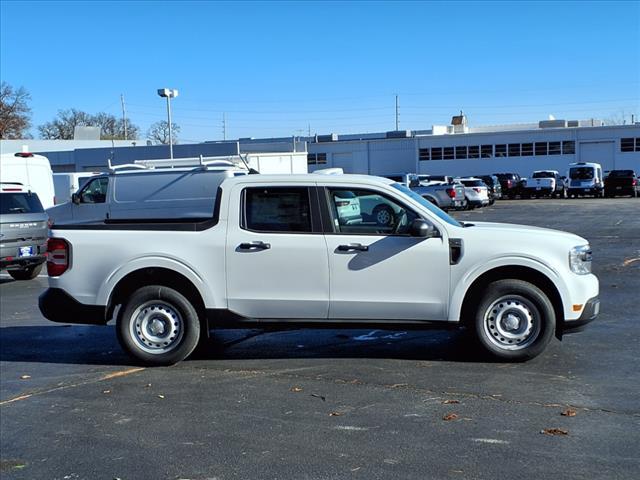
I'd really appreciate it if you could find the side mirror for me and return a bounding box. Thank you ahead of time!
[410,218,437,238]
[71,193,80,205]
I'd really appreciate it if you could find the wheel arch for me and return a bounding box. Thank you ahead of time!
[106,267,208,334]
[457,265,565,340]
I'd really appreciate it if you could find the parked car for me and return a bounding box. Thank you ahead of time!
[0,184,48,280]
[457,177,490,209]
[494,173,524,199]
[47,163,247,225]
[472,175,502,204]
[39,173,599,366]
[522,170,567,198]
[604,170,639,198]
[384,173,466,211]
[567,162,605,198]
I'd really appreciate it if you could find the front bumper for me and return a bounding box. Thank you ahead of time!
[524,187,553,195]
[562,296,599,334]
[39,288,108,325]
[568,187,603,196]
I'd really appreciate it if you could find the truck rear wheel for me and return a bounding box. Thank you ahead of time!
[116,285,201,366]
[472,279,555,361]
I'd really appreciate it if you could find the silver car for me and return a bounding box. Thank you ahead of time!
[0,188,48,280]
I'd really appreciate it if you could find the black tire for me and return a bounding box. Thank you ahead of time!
[372,204,396,227]
[471,279,555,361]
[8,263,43,281]
[116,285,201,366]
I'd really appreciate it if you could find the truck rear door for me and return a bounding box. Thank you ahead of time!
[225,183,329,319]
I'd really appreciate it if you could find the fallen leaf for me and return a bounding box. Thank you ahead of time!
[157,394,165,399]
[622,257,640,267]
[541,428,568,436]
[443,413,459,421]
[290,386,303,393]
[102,389,111,394]
[388,383,408,389]
[350,467,361,472]
[19,375,31,380]
[145,384,152,388]
[311,393,326,401]
[329,411,343,417]
[442,399,460,404]
[561,409,577,417]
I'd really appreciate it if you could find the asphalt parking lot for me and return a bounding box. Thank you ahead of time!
[1,198,639,480]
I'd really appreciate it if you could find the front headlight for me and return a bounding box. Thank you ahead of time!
[569,244,592,274]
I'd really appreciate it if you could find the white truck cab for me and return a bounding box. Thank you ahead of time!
[39,174,599,366]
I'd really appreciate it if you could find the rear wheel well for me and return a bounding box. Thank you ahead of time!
[107,268,207,333]
[460,266,564,339]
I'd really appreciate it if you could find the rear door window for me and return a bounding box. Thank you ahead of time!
[0,193,44,214]
[243,187,312,233]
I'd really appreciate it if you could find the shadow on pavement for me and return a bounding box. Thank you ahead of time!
[0,325,487,365]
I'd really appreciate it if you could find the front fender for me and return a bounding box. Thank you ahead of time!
[448,255,569,322]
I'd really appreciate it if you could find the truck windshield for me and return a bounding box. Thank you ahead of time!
[0,192,44,214]
[570,167,594,180]
[391,183,462,227]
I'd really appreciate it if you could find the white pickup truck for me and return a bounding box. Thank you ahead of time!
[522,170,567,198]
[39,174,599,365]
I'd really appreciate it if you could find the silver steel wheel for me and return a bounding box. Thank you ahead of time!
[129,301,184,355]
[376,208,393,225]
[482,295,541,351]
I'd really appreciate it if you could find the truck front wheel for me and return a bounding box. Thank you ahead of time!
[116,285,201,366]
[472,279,555,361]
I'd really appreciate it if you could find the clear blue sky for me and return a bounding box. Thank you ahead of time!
[1,0,639,142]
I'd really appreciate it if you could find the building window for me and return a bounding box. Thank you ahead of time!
[316,153,327,164]
[307,153,316,165]
[521,143,533,156]
[419,148,430,161]
[455,146,467,159]
[621,138,635,152]
[637,138,640,152]
[495,144,507,158]
[431,147,443,160]
[548,142,561,155]
[562,141,575,154]
[535,142,548,156]
[468,146,480,159]
[443,147,454,160]
[508,144,521,157]
[481,145,493,158]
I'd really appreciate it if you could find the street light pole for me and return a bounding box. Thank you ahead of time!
[157,88,179,160]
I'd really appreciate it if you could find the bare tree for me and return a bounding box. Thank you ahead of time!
[0,82,32,139]
[147,121,180,145]
[38,109,139,139]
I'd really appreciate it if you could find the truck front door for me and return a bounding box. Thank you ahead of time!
[321,186,450,321]
[225,184,329,319]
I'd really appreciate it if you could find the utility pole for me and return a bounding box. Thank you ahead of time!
[308,123,311,137]
[395,94,399,131]
[120,94,128,140]
[223,113,226,140]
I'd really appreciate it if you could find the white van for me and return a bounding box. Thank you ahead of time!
[53,172,101,205]
[567,162,604,198]
[0,152,55,209]
[47,164,248,225]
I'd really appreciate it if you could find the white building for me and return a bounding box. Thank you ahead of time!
[301,118,640,177]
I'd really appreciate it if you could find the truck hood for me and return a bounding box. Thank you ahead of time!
[466,221,588,245]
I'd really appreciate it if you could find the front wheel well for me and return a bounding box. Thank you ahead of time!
[107,268,206,330]
[460,266,564,339]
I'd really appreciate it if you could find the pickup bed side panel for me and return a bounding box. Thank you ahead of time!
[49,226,227,311]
